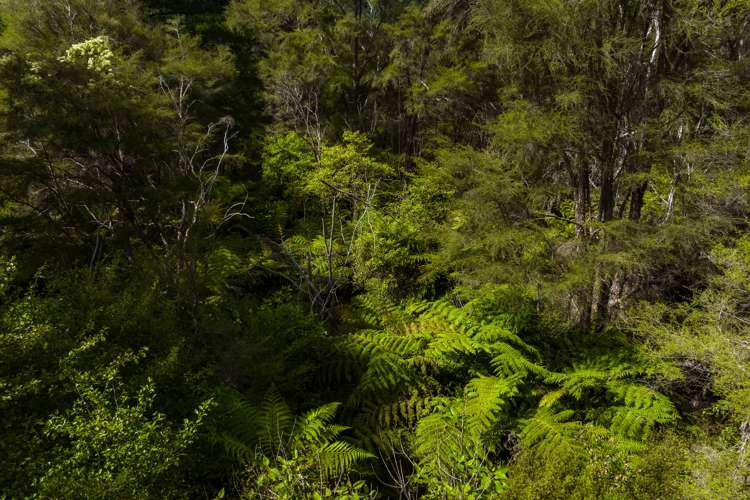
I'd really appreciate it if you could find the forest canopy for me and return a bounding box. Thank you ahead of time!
[1,0,750,498]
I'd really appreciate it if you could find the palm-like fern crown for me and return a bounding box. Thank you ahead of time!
[212,296,678,488]
[335,295,678,467]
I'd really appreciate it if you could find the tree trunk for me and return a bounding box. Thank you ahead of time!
[572,291,592,332]
[607,270,624,316]
[592,264,611,329]
[598,166,615,223]
[629,182,647,221]
[575,161,590,239]
[570,159,592,330]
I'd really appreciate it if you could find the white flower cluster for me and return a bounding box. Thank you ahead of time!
[59,36,115,76]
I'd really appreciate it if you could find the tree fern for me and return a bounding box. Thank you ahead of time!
[355,293,411,328]
[414,409,466,471]
[543,356,642,400]
[520,408,584,459]
[370,395,435,428]
[475,322,539,356]
[350,351,419,404]
[606,383,678,439]
[491,342,547,378]
[465,375,521,437]
[537,357,677,443]
[340,295,681,486]
[347,330,424,358]
[544,364,610,400]
[342,296,545,439]
[424,329,482,358]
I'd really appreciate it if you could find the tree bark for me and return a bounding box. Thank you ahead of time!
[629,182,647,221]
[570,158,592,330]
[598,164,615,223]
[575,160,590,239]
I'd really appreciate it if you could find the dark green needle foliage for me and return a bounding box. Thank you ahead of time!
[0,0,749,498]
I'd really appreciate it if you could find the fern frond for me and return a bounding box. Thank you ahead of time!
[258,388,294,456]
[520,408,583,459]
[606,383,678,440]
[355,294,410,328]
[475,323,538,355]
[425,330,481,358]
[350,352,417,403]
[218,432,255,463]
[544,357,635,400]
[293,402,341,447]
[615,438,648,453]
[538,388,566,408]
[372,396,435,428]
[411,299,482,336]
[490,343,546,377]
[414,410,464,469]
[316,441,374,479]
[210,387,259,463]
[465,375,520,437]
[552,368,607,399]
[347,330,424,358]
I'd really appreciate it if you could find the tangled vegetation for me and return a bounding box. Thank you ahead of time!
[1,0,750,498]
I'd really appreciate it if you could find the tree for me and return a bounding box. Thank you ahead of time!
[0,0,237,275]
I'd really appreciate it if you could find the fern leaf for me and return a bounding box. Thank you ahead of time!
[538,388,566,408]
[316,441,374,479]
[372,396,434,428]
[350,352,417,403]
[425,330,481,358]
[606,383,678,440]
[475,323,538,356]
[465,375,520,437]
[210,387,259,463]
[490,343,546,377]
[217,431,255,463]
[521,408,583,459]
[258,388,294,456]
[293,402,341,447]
[414,411,464,469]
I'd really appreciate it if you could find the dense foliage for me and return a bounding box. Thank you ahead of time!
[1,0,749,498]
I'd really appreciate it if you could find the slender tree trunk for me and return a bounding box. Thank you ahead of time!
[593,135,622,328]
[592,263,610,329]
[404,114,419,170]
[351,0,365,129]
[575,161,590,239]
[607,271,624,314]
[599,166,615,222]
[575,287,592,332]
[571,159,592,330]
[605,181,646,321]
[664,172,679,222]
[629,182,647,221]
[616,190,631,219]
